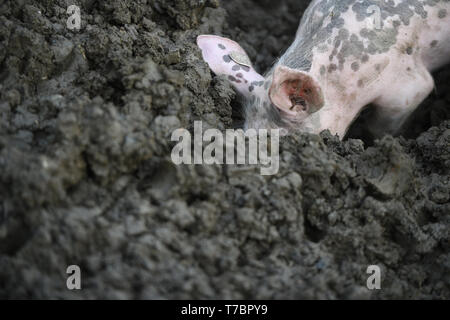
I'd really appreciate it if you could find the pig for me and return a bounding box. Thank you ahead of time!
[197,0,450,139]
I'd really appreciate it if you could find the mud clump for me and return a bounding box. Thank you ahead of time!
[0,0,449,299]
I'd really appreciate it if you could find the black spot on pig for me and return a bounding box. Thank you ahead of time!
[337,28,350,41]
[351,62,359,71]
[218,44,226,50]
[330,47,338,59]
[236,73,243,78]
[223,55,231,63]
[228,75,237,82]
[249,86,254,92]
[328,64,337,73]
[430,40,438,47]
[357,79,364,88]
[334,39,341,48]
[232,65,240,71]
[242,66,250,72]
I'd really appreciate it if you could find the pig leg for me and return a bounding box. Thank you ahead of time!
[366,67,434,138]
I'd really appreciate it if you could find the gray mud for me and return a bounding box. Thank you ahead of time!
[0,0,449,299]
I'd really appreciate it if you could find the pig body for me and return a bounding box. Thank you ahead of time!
[197,0,450,138]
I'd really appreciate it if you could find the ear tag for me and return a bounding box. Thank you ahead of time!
[229,51,252,68]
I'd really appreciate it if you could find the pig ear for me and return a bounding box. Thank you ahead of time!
[197,35,265,97]
[269,66,324,118]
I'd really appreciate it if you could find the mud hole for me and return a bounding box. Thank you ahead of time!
[0,0,449,299]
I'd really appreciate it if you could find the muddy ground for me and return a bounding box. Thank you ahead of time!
[0,0,448,299]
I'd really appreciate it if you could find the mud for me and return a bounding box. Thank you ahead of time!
[0,0,448,299]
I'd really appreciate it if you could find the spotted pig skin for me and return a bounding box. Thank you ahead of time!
[198,0,450,138]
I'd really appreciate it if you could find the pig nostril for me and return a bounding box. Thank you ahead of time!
[289,95,306,111]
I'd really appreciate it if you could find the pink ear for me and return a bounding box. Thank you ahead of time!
[269,66,324,118]
[197,35,265,97]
